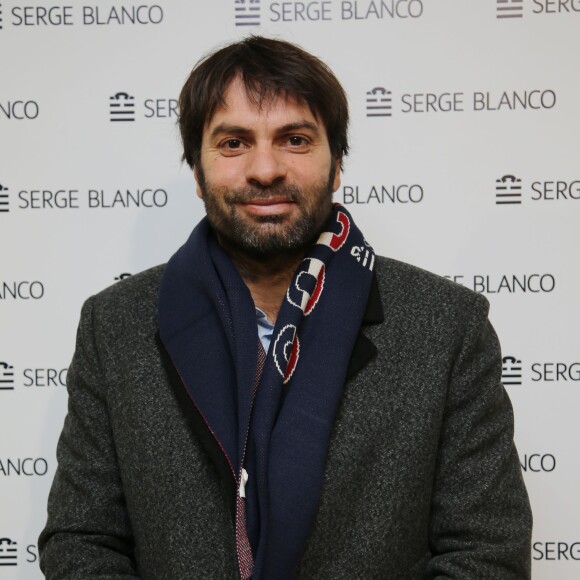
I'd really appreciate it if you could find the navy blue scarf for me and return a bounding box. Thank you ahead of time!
[159,205,374,579]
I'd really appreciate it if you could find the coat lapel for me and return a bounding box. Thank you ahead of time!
[157,333,238,522]
[346,273,384,380]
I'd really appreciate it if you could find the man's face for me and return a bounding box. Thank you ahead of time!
[195,77,341,258]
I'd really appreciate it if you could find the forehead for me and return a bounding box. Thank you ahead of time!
[205,77,321,130]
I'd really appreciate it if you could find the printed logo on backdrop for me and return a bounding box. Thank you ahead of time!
[520,454,556,473]
[0,538,18,566]
[235,0,261,26]
[1,4,163,28]
[0,457,49,477]
[533,541,580,561]
[443,273,556,294]
[497,0,580,19]
[496,0,523,19]
[366,89,557,117]
[502,356,522,385]
[0,537,41,566]
[0,100,39,120]
[0,361,67,390]
[109,93,135,122]
[531,361,580,383]
[108,92,178,122]
[3,180,168,211]
[0,362,15,390]
[366,88,392,117]
[341,183,424,204]
[234,0,424,24]
[0,281,45,300]
[499,355,580,386]
[0,184,8,212]
[495,175,522,205]
[532,0,580,14]
[494,174,580,205]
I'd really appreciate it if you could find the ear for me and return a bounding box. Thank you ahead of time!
[332,158,341,192]
[193,166,203,199]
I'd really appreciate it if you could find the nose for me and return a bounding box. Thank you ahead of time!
[245,146,287,188]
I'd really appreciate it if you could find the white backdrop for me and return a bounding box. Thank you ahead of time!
[1,1,579,578]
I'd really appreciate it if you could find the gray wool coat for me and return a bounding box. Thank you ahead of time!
[39,256,532,579]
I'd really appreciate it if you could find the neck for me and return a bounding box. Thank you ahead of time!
[219,237,303,324]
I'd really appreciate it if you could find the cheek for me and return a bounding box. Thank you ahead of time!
[207,159,246,187]
[290,158,329,183]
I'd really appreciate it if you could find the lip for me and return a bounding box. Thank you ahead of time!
[240,197,296,216]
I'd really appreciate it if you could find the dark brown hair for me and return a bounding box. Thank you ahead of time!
[178,36,349,169]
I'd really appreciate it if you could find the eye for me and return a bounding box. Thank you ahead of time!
[288,136,307,147]
[223,139,243,149]
[217,138,248,156]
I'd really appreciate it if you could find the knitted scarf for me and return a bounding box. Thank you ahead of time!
[158,205,375,579]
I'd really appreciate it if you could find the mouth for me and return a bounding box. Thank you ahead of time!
[239,196,296,217]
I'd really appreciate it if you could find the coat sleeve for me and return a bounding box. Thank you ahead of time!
[427,297,533,579]
[38,297,141,579]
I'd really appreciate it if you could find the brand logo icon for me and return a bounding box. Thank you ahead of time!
[366,87,392,117]
[0,362,14,390]
[497,0,523,19]
[0,184,8,212]
[287,258,325,316]
[0,537,17,566]
[273,324,300,384]
[235,0,261,26]
[318,210,350,251]
[109,92,135,122]
[502,356,522,386]
[495,175,522,205]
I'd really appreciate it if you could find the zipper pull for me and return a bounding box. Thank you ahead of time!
[239,468,249,498]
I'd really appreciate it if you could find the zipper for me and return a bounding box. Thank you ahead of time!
[168,352,262,579]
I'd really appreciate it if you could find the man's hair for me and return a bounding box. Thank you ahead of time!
[178,36,349,170]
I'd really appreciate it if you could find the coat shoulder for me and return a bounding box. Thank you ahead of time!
[79,264,166,338]
[370,256,493,348]
[92,264,165,308]
[373,255,489,320]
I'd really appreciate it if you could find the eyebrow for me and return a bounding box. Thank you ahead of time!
[209,120,322,141]
[277,121,321,136]
[209,123,253,141]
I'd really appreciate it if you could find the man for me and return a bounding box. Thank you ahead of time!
[39,36,532,579]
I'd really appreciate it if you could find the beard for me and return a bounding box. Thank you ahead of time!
[197,166,336,259]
